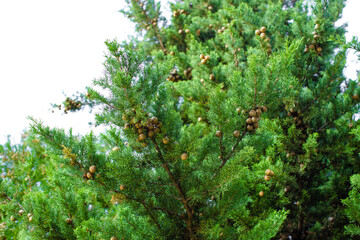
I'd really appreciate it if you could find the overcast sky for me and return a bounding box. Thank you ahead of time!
[0,0,359,145]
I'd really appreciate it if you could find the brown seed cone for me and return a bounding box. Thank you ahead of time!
[253,122,259,129]
[120,185,125,191]
[147,124,154,130]
[151,116,159,124]
[86,172,92,179]
[138,134,146,141]
[89,165,96,174]
[162,137,170,144]
[259,191,264,197]
[181,153,188,160]
[255,29,261,35]
[249,110,257,117]
[256,108,262,116]
[265,169,272,176]
[146,130,155,137]
[247,125,254,131]
[264,175,271,181]
[246,118,253,124]
[260,26,266,33]
[251,117,258,123]
[112,146,120,152]
[233,130,241,138]
[215,131,222,137]
[200,54,205,60]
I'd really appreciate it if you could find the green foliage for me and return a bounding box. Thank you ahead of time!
[343,174,360,236]
[2,0,360,239]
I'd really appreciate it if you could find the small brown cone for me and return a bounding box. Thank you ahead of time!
[162,137,170,144]
[233,130,240,138]
[89,165,96,174]
[181,153,188,160]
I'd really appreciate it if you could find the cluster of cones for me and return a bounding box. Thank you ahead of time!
[304,23,323,54]
[183,67,192,79]
[64,97,82,113]
[255,26,271,54]
[83,165,96,180]
[264,168,275,181]
[123,113,163,148]
[173,8,186,17]
[287,107,306,133]
[246,106,267,132]
[167,69,182,82]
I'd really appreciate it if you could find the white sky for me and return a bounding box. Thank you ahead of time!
[0,0,359,145]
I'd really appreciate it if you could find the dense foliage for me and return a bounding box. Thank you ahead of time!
[1,0,360,239]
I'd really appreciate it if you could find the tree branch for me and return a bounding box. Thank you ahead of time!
[212,130,247,180]
[150,138,195,239]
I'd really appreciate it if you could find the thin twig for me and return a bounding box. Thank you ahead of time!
[212,130,247,180]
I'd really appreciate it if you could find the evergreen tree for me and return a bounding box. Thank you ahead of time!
[1,0,360,239]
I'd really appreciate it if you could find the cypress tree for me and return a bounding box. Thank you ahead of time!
[1,0,360,239]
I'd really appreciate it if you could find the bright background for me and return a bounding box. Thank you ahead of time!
[0,0,359,145]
